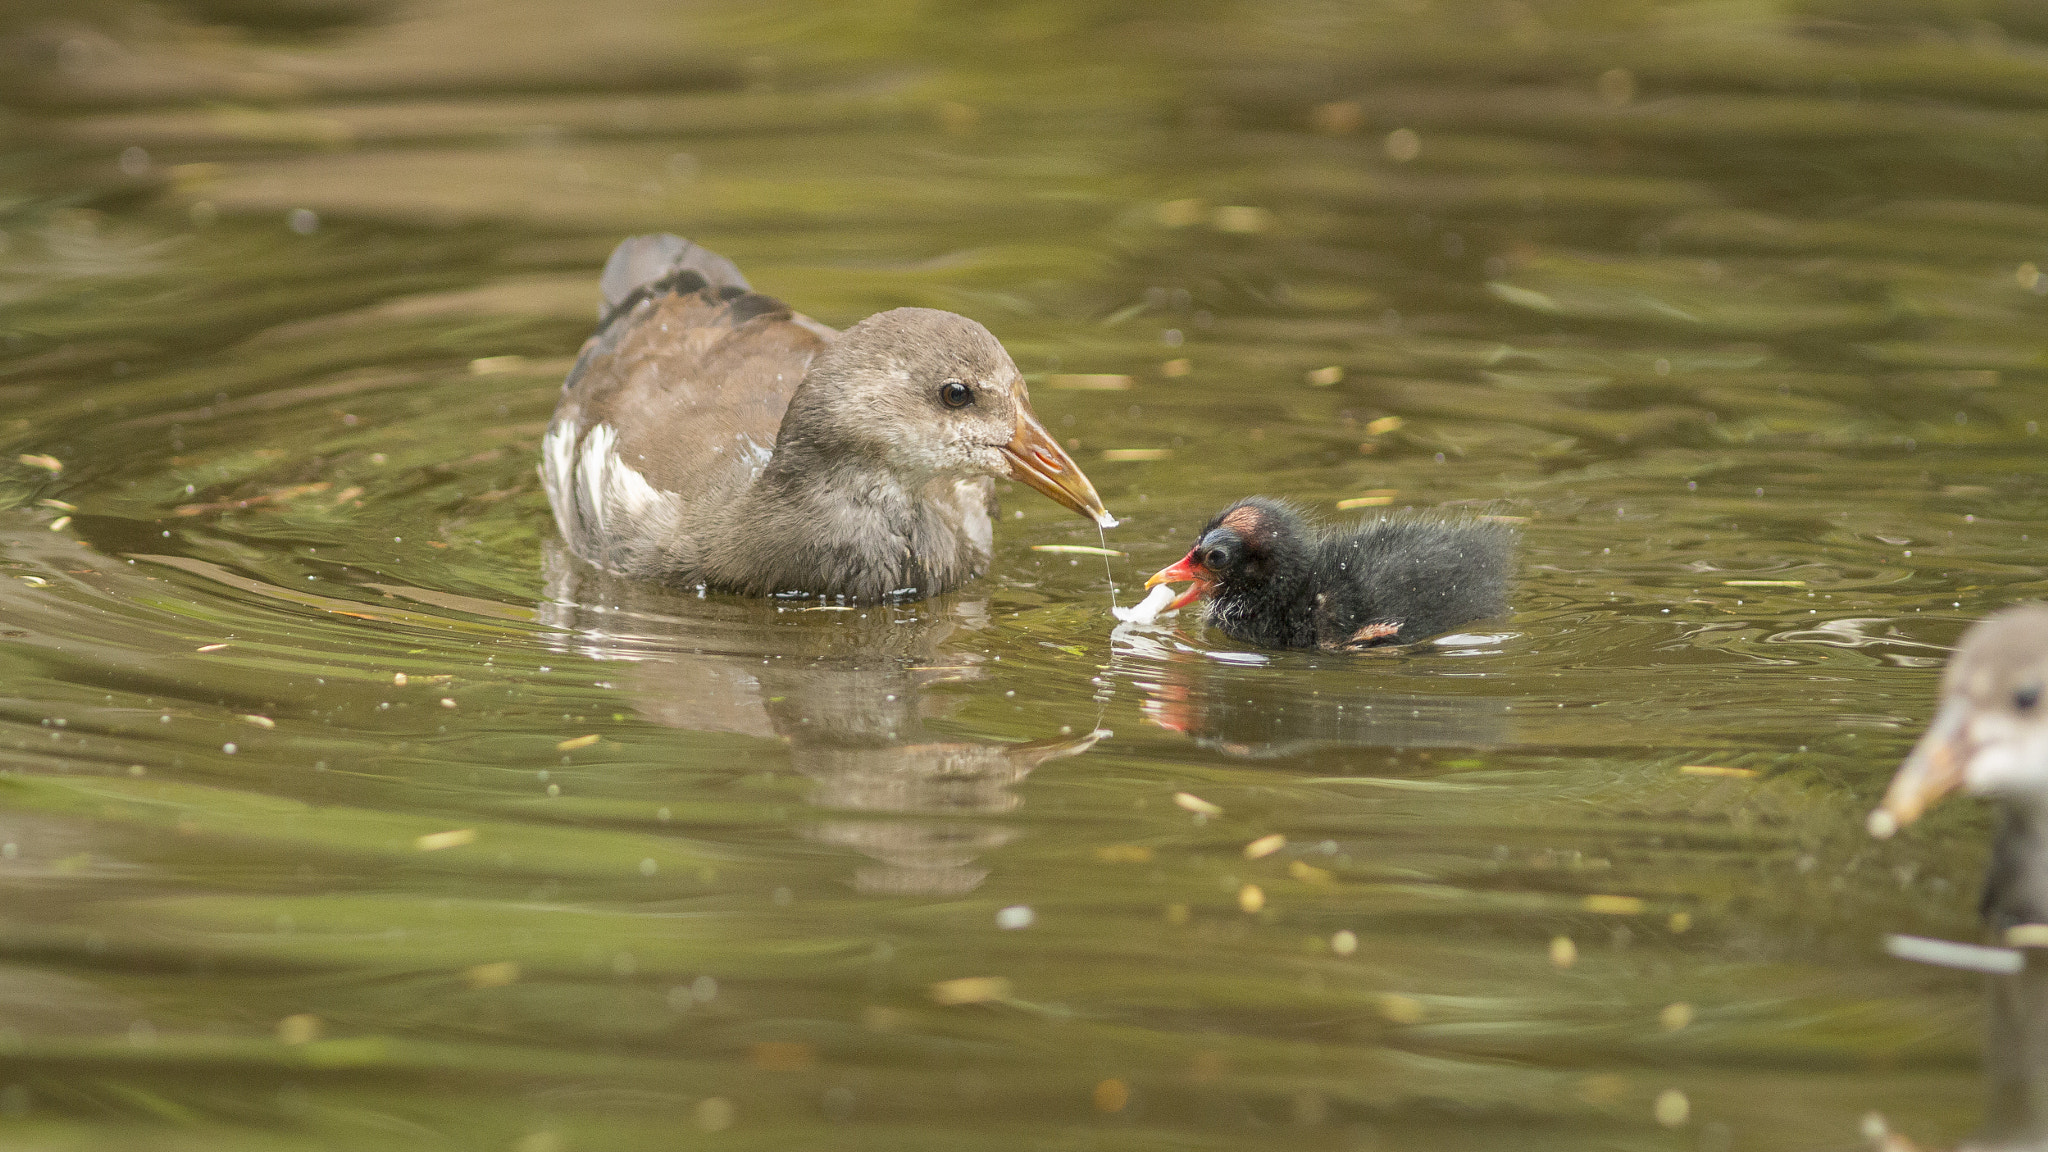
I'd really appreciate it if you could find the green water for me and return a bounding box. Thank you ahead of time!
[5,0,2048,1147]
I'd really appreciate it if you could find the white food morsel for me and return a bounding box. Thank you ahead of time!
[1112,582,1179,625]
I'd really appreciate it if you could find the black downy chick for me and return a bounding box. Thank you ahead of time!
[1144,497,1516,650]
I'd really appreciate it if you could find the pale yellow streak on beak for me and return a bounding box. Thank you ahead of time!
[999,404,1115,527]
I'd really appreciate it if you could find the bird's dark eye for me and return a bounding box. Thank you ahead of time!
[2016,684,2042,713]
[939,380,974,408]
[1202,547,1230,570]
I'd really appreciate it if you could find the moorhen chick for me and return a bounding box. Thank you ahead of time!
[1870,603,2048,931]
[542,234,1114,602]
[1142,497,1515,650]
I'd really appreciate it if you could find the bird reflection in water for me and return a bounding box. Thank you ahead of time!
[1866,962,2048,1152]
[542,549,1102,894]
[1109,626,1513,758]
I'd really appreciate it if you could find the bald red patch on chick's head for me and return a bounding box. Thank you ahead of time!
[1219,504,1264,535]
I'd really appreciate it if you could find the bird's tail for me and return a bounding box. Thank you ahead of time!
[596,234,751,316]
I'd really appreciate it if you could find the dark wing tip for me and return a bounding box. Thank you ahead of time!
[599,234,751,313]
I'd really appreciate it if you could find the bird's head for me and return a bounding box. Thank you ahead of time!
[1870,603,2048,838]
[789,308,1113,527]
[1145,497,1310,611]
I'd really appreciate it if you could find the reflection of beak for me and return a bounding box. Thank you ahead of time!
[1007,727,1112,766]
[1000,406,1116,528]
[1140,682,1191,734]
[1870,697,1973,838]
[1145,551,1213,612]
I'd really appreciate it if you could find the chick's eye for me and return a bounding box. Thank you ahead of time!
[1202,547,1230,570]
[2016,684,2042,713]
[939,380,974,408]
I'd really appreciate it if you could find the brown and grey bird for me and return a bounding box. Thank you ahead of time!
[542,234,1113,602]
[1870,603,2048,930]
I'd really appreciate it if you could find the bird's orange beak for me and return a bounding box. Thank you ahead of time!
[1000,406,1116,528]
[1144,550,1213,612]
[1869,697,1973,839]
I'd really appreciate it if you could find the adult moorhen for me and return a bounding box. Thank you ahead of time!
[1870,603,2048,931]
[542,234,1114,602]
[1142,496,1515,650]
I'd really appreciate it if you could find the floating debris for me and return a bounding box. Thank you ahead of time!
[1337,493,1397,510]
[1660,1002,1694,1032]
[468,355,528,375]
[1032,544,1125,556]
[748,1041,815,1071]
[693,1098,734,1133]
[1156,199,1204,228]
[1885,932,2022,974]
[1211,205,1271,234]
[1102,448,1170,462]
[196,643,228,652]
[47,516,70,532]
[174,482,331,517]
[1096,845,1153,863]
[1480,514,1530,524]
[2007,924,2048,947]
[1723,579,1805,587]
[1310,100,1364,134]
[1668,912,1692,933]
[1288,860,1332,884]
[556,734,599,751]
[1331,930,1358,956]
[935,101,977,134]
[1680,764,1756,778]
[1654,1088,1689,1128]
[1244,833,1285,859]
[1238,884,1265,913]
[1364,416,1404,435]
[1584,894,1646,915]
[1047,374,1132,390]
[1384,127,1421,162]
[239,715,275,729]
[276,1014,321,1045]
[1305,366,1344,386]
[996,905,1035,930]
[930,976,1012,1005]
[1174,791,1222,815]
[415,829,477,852]
[1160,358,1192,377]
[1093,1079,1130,1113]
[466,961,520,988]
[1377,993,1424,1023]
[1550,935,1578,968]
[16,454,61,472]
[37,499,75,512]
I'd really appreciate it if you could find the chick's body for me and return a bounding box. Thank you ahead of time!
[1160,498,1515,651]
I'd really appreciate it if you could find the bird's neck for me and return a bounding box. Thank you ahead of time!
[1985,801,2048,931]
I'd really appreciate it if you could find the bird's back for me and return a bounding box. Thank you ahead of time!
[1317,517,1515,645]
[543,235,834,578]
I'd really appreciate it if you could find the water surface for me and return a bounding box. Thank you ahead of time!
[4,1,2048,1147]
